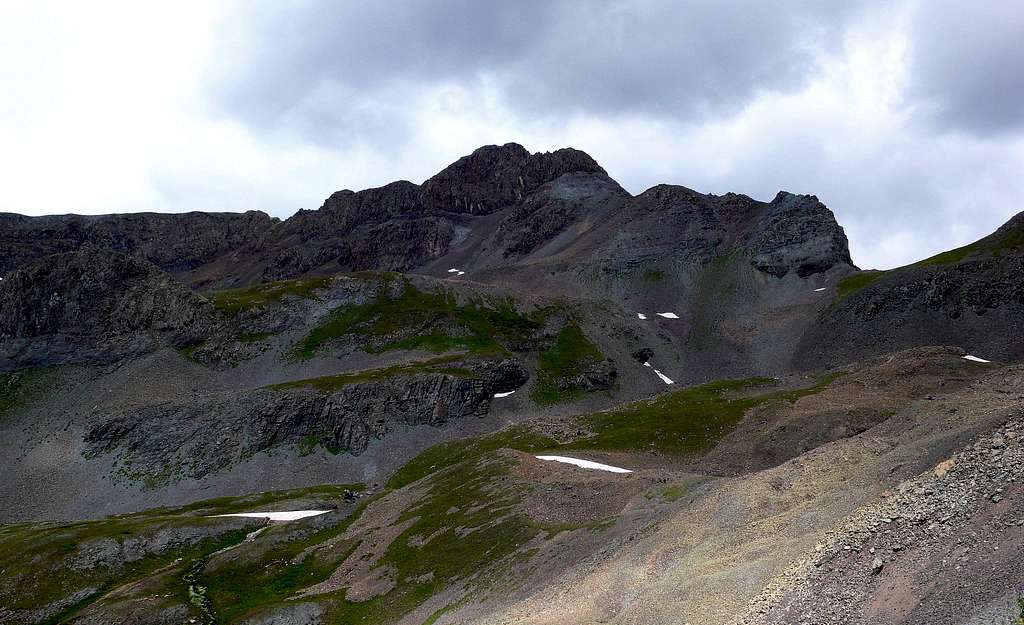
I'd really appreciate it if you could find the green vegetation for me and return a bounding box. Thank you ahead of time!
[394,375,838,490]
[644,482,690,503]
[566,377,772,454]
[268,355,477,393]
[137,483,365,517]
[836,270,888,299]
[531,323,606,405]
[914,243,977,267]
[659,484,689,502]
[388,427,558,489]
[0,514,253,624]
[236,331,274,343]
[292,277,543,359]
[0,367,55,417]
[201,454,592,625]
[838,221,1024,300]
[642,268,667,282]
[206,275,335,317]
[916,221,1022,267]
[201,501,369,623]
[176,342,205,363]
[0,484,366,623]
[323,456,538,624]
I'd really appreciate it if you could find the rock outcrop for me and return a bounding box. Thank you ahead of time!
[84,357,528,481]
[0,247,216,370]
[420,143,606,215]
[0,210,274,278]
[750,191,855,278]
[491,171,629,258]
[797,211,1024,367]
[0,144,611,288]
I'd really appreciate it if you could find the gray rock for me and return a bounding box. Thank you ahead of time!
[0,247,216,371]
[84,357,528,481]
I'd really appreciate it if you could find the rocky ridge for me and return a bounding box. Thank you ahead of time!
[84,356,528,482]
[0,246,215,370]
[798,213,1024,367]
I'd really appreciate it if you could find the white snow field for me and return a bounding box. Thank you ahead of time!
[962,354,991,363]
[643,362,652,367]
[214,510,331,521]
[637,313,648,319]
[653,369,674,384]
[447,268,459,273]
[535,456,632,474]
[493,390,516,398]
[813,287,827,292]
[656,312,679,319]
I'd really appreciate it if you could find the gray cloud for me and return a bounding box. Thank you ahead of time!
[4,1,1021,271]
[209,1,866,142]
[906,0,1024,136]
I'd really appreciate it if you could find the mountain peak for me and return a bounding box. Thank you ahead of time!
[420,143,606,215]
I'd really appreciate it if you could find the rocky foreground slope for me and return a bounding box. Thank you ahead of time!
[1,144,1023,625]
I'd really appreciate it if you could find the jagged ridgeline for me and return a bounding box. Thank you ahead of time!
[1,143,1023,625]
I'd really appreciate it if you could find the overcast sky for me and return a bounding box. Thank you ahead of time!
[2,1,1022,269]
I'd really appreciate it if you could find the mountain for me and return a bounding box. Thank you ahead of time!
[1,144,1022,625]
[798,211,1024,366]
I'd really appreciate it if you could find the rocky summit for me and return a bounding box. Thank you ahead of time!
[1,144,1022,625]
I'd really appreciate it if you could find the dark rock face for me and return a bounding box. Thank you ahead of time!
[85,359,527,480]
[0,210,274,277]
[250,145,609,280]
[750,192,855,278]
[798,251,1024,367]
[0,144,610,287]
[574,358,617,392]
[0,145,853,293]
[0,247,216,370]
[420,143,606,216]
[573,185,855,280]
[631,348,654,363]
[256,181,443,281]
[492,172,629,258]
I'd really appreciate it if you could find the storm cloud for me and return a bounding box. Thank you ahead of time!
[210,1,867,141]
[906,0,1024,136]
[1,0,1022,269]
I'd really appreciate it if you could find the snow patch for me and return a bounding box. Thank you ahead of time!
[962,354,991,363]
[448,268,459,273]
[653,369,674,385]
[535,455,632,474]
[813,287,827,292]
[637,313,647,320]
[643,362,652,367]
[213,510,331,521]
[493,390,516,398]
[656,312,679,319]
[457,271,465,276]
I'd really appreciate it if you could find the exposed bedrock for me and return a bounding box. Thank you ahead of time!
[0,247,216,370]
[798,254,1024,367]
[420,142,607,216]
[749,191,855,278]
[84,358,528,481]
